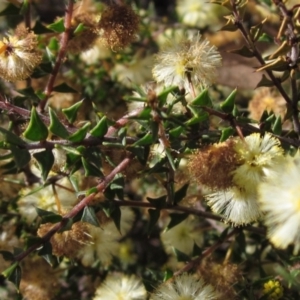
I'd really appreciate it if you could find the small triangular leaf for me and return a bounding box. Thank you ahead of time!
[220,88,237,113]
[48,107,69,139]
[147,209,160,235]
[90,116,109,137]
[47,18,65,33]
[23,106,48,141]
[81,206,100,227]
[33,149,55,181]
[62,100,84,124]
[68,122,90,142]
[53,83,78,93]
[166,213,188,231]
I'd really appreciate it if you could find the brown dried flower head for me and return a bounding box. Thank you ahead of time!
[0,24,42,82]
[67,13,99,54]
[98,4,140,50]
[188,138,240,190]
[20,257,59,300]
[37,221,90,258]
[198,259,241,299]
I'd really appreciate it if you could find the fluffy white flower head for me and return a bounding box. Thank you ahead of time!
[207,187,261,225]
[93,274,147,300]
[233,132,284,192]
[259,153,300,253]
[152,33,222,92]
[150,273,220,300]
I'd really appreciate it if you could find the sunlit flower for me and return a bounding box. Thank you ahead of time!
[207,187,261,225]
[232,132,284,193]
[78,208,135,266]
[150,273,220,300]
[161,215,203,256]
[152,33,222,92]
[0,24,42,81]
[93,273,147,300]
[176,0,219,28]
[258,154,300,253]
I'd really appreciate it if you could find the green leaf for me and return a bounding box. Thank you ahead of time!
[0,4,20,16]
[169,126,184,138]
[250,19,266,42]
[62,100,84,124]
[220,88,237,113]
[25,236,43,249]
[272,115,282,135]
[23,106,48,141]
[174,183,189,204]
[68,122,90,142]
[35,207,63,224]
[219,127,234,142]
[37,241,57,266]
[166,213,188,231]
[191,88,212,106]
[53,83,78,93]
[0,127,26,146]
[32,21,54,34]
[133,107,152,120]
[256,74,275,88]
[173,247,190,262]
[147,209,160,235]
[17,87,41,102]
[47,18,65,33]
[157,86,178,106]
[146,195,166,209]
[86,187,98,196]
[230,46,254,58]
[133,132,153,146]
[81,206,100,227]
[48,107,69,139]
[165,148,176,171]
[258,33,273,43]
[110,206,121,233]
[184,114,208,126]
[81,157,103,177]
[90,116,109,137]
[33,149,55,181]
[73,23,85,35]
[10,145,31,169]
[2,263,21,290]
[163,270,173,282]
[0,251,15,261]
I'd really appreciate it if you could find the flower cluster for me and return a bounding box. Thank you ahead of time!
[189,133,284,225]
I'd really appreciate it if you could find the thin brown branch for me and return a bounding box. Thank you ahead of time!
[113,199,266,235]
[173,228,238,277]
[14,155,133,262]
[39,0,75,113]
